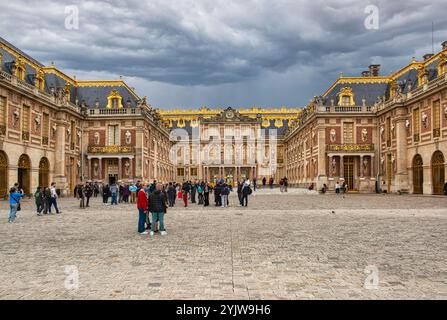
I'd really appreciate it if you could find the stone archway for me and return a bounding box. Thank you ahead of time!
[18,154,31,194]
[0,151,8,198]
[39,157,50,188]
[412,154,424,194]
[431,151,445,195]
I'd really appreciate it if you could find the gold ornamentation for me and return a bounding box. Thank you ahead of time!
[87,146,135,154]
[337,87,355,107]
[261,118,270,128]
[106,90,123,109]
[274,119,283,128]
[438,54,447,76]
[14,57,26,80]
[18,154,31,169]
[326,144,374,152]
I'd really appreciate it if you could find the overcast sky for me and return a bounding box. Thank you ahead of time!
[1,0,446,109]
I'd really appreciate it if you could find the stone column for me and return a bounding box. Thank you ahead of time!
[118,158,122,180]
[98,158,103,181]
[340,155,344,180]
[360,155,364,178]
[370,156,375,178]
[395,109,409,191]
[135,126,144,180]
[87,158,91,180]
[328,156,333,178]
[316,127,327,189]
[54,116,67,195]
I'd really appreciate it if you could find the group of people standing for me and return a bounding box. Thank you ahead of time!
[165,179,253,208]
[7,182,61,223]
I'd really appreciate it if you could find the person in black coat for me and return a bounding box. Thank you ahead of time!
[102,184,110,204]
[214,183,222,206]
[237,180,243,204]
[241,182,251,207]
[191,181,197,203]
[147,184,168,236]
[167,182,176,207]
[84,183,93,207]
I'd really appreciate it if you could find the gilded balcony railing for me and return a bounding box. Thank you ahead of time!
[88,146,135,154]
[326,144,375,152]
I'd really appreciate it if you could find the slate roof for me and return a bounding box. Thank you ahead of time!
[323,81,389,106]
[76,85,140,108]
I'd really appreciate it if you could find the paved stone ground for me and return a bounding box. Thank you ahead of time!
[0,189,446,300]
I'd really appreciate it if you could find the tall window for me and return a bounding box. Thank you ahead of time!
[108,125,119,146]
[343,122,354,143]
[42,113,49,145]
[386,117,391,146]
[433,100,441,137]
[341,96,351,107]
[22,105,30,140]
[70,121,76,149]
[111,98,119,109]
[413,108,420,142]
[0,96,6,126]
[42,113,49,136]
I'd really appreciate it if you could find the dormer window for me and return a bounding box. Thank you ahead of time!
[35,68,45,91]
[438,55,447,77]
[338,87,355,107]
[341,96,351,107]
[417,66,429,87]
[14,57,26,81]
[106,90,123,109]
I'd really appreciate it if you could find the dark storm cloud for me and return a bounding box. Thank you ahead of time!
[0,0,446,107]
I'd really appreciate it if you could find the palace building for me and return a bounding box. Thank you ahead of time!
[1,35,447,197]
[0,37,174,198]
[284,42,447,195]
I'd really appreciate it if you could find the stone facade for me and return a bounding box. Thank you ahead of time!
[285,43,447,195]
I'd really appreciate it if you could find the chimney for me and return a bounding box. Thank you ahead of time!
[442,41,447,50]
[423,53,434,61]
[369,64,381,77]
[361,70,371,77]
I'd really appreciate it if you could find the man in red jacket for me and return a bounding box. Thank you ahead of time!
[137,188,148,235]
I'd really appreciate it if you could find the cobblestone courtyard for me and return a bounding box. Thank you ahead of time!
[0,190,446,300]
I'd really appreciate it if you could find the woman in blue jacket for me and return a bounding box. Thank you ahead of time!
[9,187,24,223]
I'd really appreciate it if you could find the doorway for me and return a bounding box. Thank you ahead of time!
[412,154,423,194]
[17,154,31,194]
[343,156,355,191]
[39,157,50,188]
[431,151,445,195]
